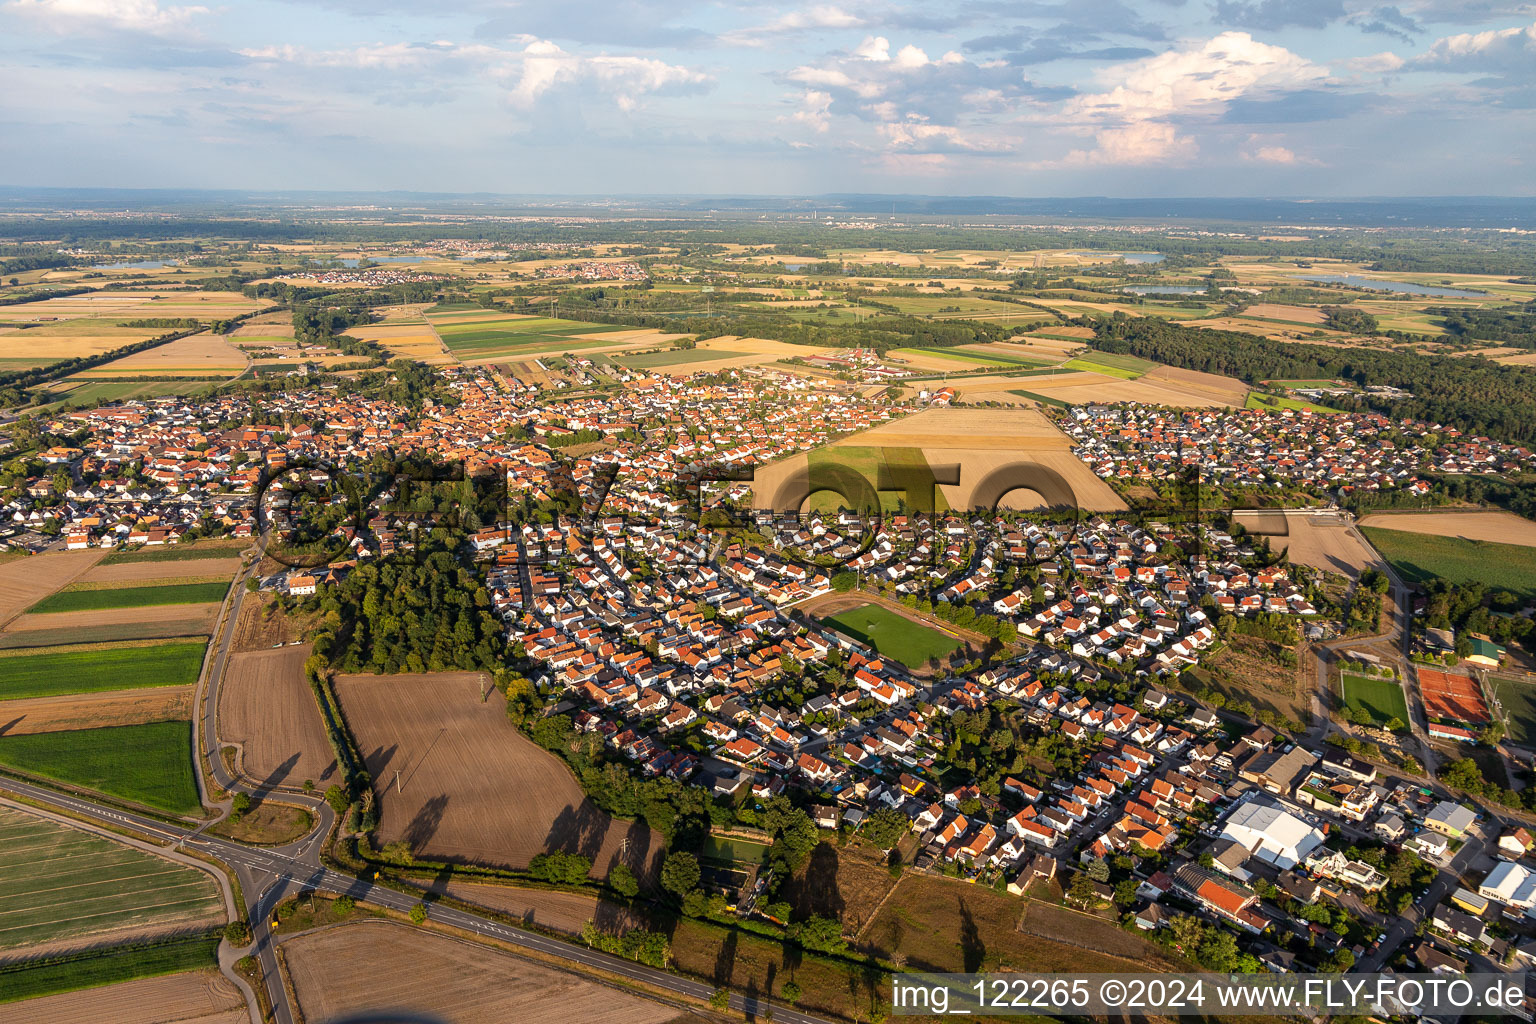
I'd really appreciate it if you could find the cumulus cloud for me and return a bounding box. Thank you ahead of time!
[1050,32,1328,164]
[241,37,711,113]
[721,6,863,47]
[1238,137,1324,164]
[5,0,207,35]
[780,88,833,132]
[1416,18,1536,70]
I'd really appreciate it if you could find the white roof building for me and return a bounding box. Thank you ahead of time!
[1479,861,1536,912]
[1219,794,1325,870]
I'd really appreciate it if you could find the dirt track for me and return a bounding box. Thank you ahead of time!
[4,969,245,1024]
[0,549,104,627]
[336,672,663,880]
[219,648,336,789]
[0,686,193,736]
[283,921,678,1024]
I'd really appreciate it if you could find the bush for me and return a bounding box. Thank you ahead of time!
[529,850,592,885]
[608,863,639,898]
[409,901,428,925]
[223,920,251,945]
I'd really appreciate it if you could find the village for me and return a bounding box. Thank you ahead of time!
[7,357,1536,995]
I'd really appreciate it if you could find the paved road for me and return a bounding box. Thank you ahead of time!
[1356,822,1492,972]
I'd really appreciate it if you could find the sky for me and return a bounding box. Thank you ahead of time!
[1,0,1534,197]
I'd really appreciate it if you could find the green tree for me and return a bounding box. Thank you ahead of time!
[608,863,640,898]
[224,920,251,945]
[409,901,428,925]
[660,851,701,899]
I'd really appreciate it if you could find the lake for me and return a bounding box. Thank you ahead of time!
[1124,285,1206,296]
[1070,250,1165,264]
[1297,273,1486,298]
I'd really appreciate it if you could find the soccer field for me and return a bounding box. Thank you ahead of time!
[1340,670,1409,724]
[821,603,963,669]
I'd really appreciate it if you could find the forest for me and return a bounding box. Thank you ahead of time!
[1091,315,1536,443]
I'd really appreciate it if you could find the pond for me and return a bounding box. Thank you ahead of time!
[1297,273,1486,298]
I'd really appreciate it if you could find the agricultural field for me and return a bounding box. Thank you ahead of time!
[0,605,221,645]
[994,364,1248,407]
[1233,512,1385,578]
[282,921,679,1024]
[618,335,835,375]
[1340,670,1410,724]
[1245,392,1346,414]
[1064,351,1157,379]
[334,672,663,878]
[37,380,223,411]
[0,720,201,815]
[83,557,243,584]
[0,686,195,737]
[73,333,247,377]
[437,881,646,937]
[1,967,244,1023]
[614,346,745,369]
[425,310,663,361]
[100,540,246,566]
[27,580,229,615]
[342,319,453,364]
[218,648,336,789]
[1362,526,1536,598]
[753,406,1127,513]
[821,602,964,670]
[1357,510,1536,548]
[0,806,223,952]
[0,639,206,701]
[0,549,105,627]
[866,874,1180,973]
[1492,675,1536,746]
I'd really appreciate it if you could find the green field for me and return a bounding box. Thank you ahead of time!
[1340,670,1409,724]
[37,380,221,411]
[1064,351,1156,379]
[890,346,1047,369]
[28,581,228,614]
[0,806,223,952]
[101,541,245,565]
[0,721,201,815]
[1492,675,1536,746]
[0,934,221,1003]
[0,640,206,701]
[1008,389,1070,408]
[0,624,210,650]
[821,603,963,669]
[428,313,632,357]
[615,347,744,369]
[701,835,771,864]
[1361,527,1536,599]
[1246,392,1346,414]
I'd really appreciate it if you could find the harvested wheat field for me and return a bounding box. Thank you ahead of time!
[335,672,663,879]
[4,603,221,637]
[1009,366,1247,407]
[1233,512,1386,577]
[81,557,243,585]
[0,332,159,363]
[0,549,104,628]
[434,881,647,937]
[343,322,454,364]
[3,969,246,1024]
[0,686,193,737]
[1357,510,1536,547]
[1243,303,1328,324]
[283,921,678,1024]
[88,334,247,376]
[219,648,335,789]
[753,407,1126,512]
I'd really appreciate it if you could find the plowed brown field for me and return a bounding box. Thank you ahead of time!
[0,549,104,627]
[4,603,220,636]
[81,558,243,584]
[218,648,335,789]
[1357,510,1536,547]
[282,921,678,1024]
[435,881,647,936]
[335,672,662,879]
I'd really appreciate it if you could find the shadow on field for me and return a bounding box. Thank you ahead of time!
[258,751,300,792]
[404,793,449,850]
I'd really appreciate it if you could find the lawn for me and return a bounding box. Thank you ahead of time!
[1361,526,1536,599]
[821,603,963,669]
[0,720,201,815]
[615,348,742,369]
[0,806,223,951]
[1492,675,1536,746]
[1246,392,1347,414]
[0,640,207,701]
[0,934,220,1003]
[28,580,229,614]
[1340,670,1410,724]
[700,835,771,864]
